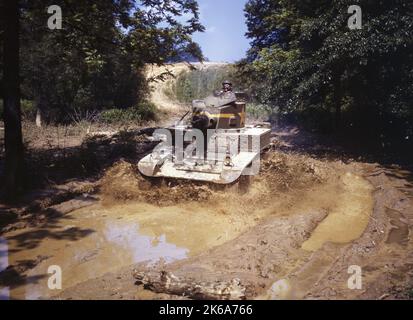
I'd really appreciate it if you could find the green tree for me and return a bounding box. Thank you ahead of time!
[1,0,205,198]
[20,0,204,123]
[243,0,413,143]
[2,0,25,199]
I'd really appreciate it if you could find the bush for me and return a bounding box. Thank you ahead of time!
[136,101,157,121]
[100,109,127,123]
[296,105,334,134]
[168,65,241,103]
[21,100,36,120]
[100,102,157,124]
[247,103,272,120]
[0,100,36,120]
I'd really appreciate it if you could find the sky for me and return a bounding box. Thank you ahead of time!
[192,0,250,63]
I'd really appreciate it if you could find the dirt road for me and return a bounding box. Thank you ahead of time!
[0,64,412,300]
[1,136,412,300]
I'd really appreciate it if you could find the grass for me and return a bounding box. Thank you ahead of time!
[100,102,157,124]
[15,121,154,192]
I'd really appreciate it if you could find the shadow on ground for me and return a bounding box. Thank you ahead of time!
[0,207,95,292]
[273,124,413,185]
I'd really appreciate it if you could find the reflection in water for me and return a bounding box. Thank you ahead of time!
[5,202,252,300]
[104,222,188,264]
[0,287,9,300]
[0,237,8,272]
[0,237,10,300]
[19,218,189,300]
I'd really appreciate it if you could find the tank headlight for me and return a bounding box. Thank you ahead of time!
[223,155,234,167]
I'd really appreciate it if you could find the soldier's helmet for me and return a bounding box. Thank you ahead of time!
[222,80,232,86]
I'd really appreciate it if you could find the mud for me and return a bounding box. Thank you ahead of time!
[1,199,270,300]
[295,168,413,300]
[2,60,412,300]
[302,172,374,251]
[100,150,334,207]
[99,161,214,206]
[1,148,412,300]
[385,208,410,246]
[132,209,328,299]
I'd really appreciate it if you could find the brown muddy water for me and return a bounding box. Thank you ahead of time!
[0,172,375,300]
[302,172,374,251]
[0,202,267,300]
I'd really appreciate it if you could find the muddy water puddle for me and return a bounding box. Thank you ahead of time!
[0,171,376,300]
[302,173,374,251]
[265,173,375,299]
[1,202,262,300]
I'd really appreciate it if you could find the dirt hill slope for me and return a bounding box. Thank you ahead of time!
[146,62,229,113]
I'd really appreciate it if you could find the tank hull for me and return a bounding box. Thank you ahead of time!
[138,126,271,184]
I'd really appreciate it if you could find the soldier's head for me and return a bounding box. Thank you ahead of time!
[222,80,232,92]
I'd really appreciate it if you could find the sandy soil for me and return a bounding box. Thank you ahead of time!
[146,62,229,115]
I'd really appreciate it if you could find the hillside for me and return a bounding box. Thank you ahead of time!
[146,62,230,114]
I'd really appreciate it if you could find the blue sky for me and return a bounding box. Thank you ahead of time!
[192,0,250,62]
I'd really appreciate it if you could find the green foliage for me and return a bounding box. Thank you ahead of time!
[0,100,35,120]
[136,101,157,121]
[100,102,157,124]
[20,100,36,120]
[167,65,242,103]
[246,103,272,120]
[242,0,413,144]
[18,1,204,123]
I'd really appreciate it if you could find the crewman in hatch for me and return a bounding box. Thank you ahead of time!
[218,80,236,100]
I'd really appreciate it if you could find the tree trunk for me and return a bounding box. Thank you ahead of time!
[35,108,42,128]
[133,270,247,300]
[335,100,341,130]
[333,76,343,132]
[2,0,25,199]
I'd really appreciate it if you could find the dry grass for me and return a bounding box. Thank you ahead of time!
[23,121,119,151]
